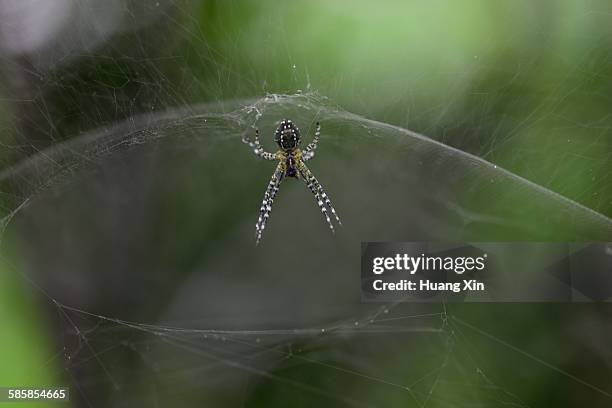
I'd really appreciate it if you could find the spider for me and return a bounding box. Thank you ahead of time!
[242,119,341,244]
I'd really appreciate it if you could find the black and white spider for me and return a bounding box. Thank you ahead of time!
[242,119,341,244]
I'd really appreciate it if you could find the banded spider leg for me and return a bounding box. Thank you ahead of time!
[302,121,320,161]
[255,163,285,244]
[297,161,341,232]
[242,128,277,161]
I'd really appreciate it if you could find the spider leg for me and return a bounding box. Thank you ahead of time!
[255,163,284,244]
[243,128,277,160]
[297,161,341,233]
[302,121,320,162]
[317,181,342,225]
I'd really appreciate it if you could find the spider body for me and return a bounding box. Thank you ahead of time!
[275,120,301,177]
[275,119,300,151]
[243,119,341,244]
[282,153,299,178]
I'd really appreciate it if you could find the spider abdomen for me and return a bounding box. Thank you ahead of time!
[275,119,301,151]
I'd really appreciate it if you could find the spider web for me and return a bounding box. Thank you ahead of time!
[1,1,612,407]
[0,93,611,407]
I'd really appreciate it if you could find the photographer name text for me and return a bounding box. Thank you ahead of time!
[372,279,485,293]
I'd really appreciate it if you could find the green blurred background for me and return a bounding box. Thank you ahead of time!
[4,0,610,214]
[0,0,611,406]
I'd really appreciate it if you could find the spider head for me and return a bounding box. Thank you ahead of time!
[274,119,300,151]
